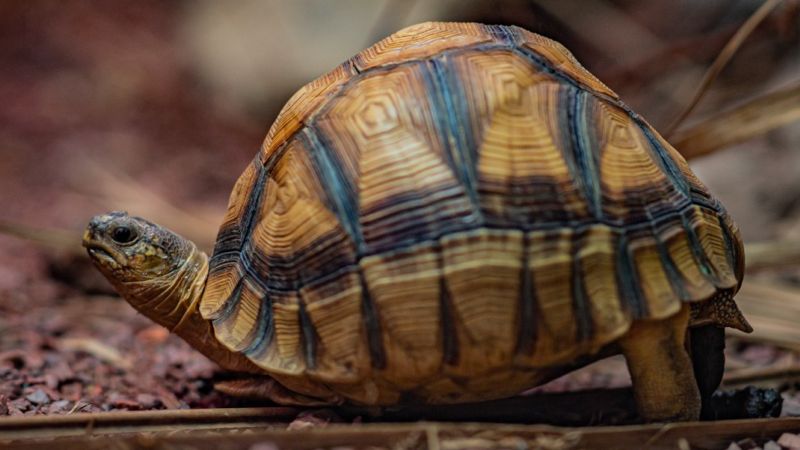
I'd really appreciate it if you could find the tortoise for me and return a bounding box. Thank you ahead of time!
[83,22,752,422]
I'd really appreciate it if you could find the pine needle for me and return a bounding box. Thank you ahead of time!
[673,80,800,159]
[746,237,800,272]
[664,0,784,137]
[71,158,222,250]
[0,220,83,255]
[731,280,800,350]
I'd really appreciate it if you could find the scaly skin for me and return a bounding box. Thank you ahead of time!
[83,212,260,374]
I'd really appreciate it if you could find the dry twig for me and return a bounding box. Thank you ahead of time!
[57,337,133,371]
[674,81,800,159]
[731,280,800,350]
[0,220,82,255]
[665,0,784,136]
[745,237,800,272]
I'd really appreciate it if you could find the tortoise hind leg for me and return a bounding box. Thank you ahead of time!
[619,305,701,422]
[689,324,725,420]
[215,377,339,406]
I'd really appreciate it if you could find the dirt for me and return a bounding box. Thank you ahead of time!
[0,249,235,415]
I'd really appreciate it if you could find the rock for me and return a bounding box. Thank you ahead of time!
[47,400,71,414]
[25,388,50,405]
[763,440,781,450]
[248,443,279,450]
[778,433,800,450]
[708,387,782,420]
[287,410,342,431]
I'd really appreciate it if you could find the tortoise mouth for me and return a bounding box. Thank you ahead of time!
[82,232,125,267]
[86,246,118,266]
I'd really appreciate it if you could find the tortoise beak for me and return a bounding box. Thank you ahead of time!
[83,213,127,267]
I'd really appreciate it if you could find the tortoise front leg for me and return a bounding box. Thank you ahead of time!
[619,305,701,422]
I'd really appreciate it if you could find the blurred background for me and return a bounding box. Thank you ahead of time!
[0,0,798,416]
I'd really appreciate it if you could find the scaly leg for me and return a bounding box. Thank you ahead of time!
[619,305,701,422]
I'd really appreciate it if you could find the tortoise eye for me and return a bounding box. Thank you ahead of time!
[110,226,137,244]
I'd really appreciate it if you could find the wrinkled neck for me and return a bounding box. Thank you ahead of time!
[120,244,261,373]
[121,242,209,332]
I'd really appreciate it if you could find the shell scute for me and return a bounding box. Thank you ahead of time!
[440,228,523,377]
[315,63,479,255]
[301,269,371,383]
[260,61,358,162]
[577,225,629,349]
[450,49,590,227]
[359,242,443,387]
[353,22,493,71]
[512,26,617,99]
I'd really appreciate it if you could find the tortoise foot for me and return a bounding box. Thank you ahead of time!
[620,305,701,422]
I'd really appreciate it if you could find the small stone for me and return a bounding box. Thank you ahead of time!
[137,326,169,344]
[8,398,29,414]
[726,443,742,450]
[60,381,83,401]
[778,433,800,450]
[135,393,159,409]
[763,441,781,450]
[287,410,341,431]
[249,443,279,450]
[25,389,50,405]
[47,400,71,414]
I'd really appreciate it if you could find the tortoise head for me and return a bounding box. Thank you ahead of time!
[83,212,260,373]
[83,211,208,331]
[83,212,190,281]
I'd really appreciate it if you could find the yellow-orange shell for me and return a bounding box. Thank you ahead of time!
[198,22,745,405]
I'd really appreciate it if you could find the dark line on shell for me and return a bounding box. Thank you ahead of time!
[654,228,691,302]
[615,234,646,319]
[211,277,245,325]
[426,57,482,220]
[681,211,721,287]
[439,275,460,366]
[303,128,365,255]
[568,89,602,220]
[572,233,593,342]
[515,233,537,356]
[486,24,516,43]
[509,44,624,110]
[634,119,693,205]
[553,84,584,223]
[298,299,318,370]
[243,292,275,358]
[717,215,743,287]
[359,271,386,369]
[210,158,267,266]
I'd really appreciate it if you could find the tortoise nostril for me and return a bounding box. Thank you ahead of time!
[88,216,105,234]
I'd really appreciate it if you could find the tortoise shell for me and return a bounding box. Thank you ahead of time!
[198,22,745,404]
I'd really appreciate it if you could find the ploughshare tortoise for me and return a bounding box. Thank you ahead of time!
[83,22,751,422]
